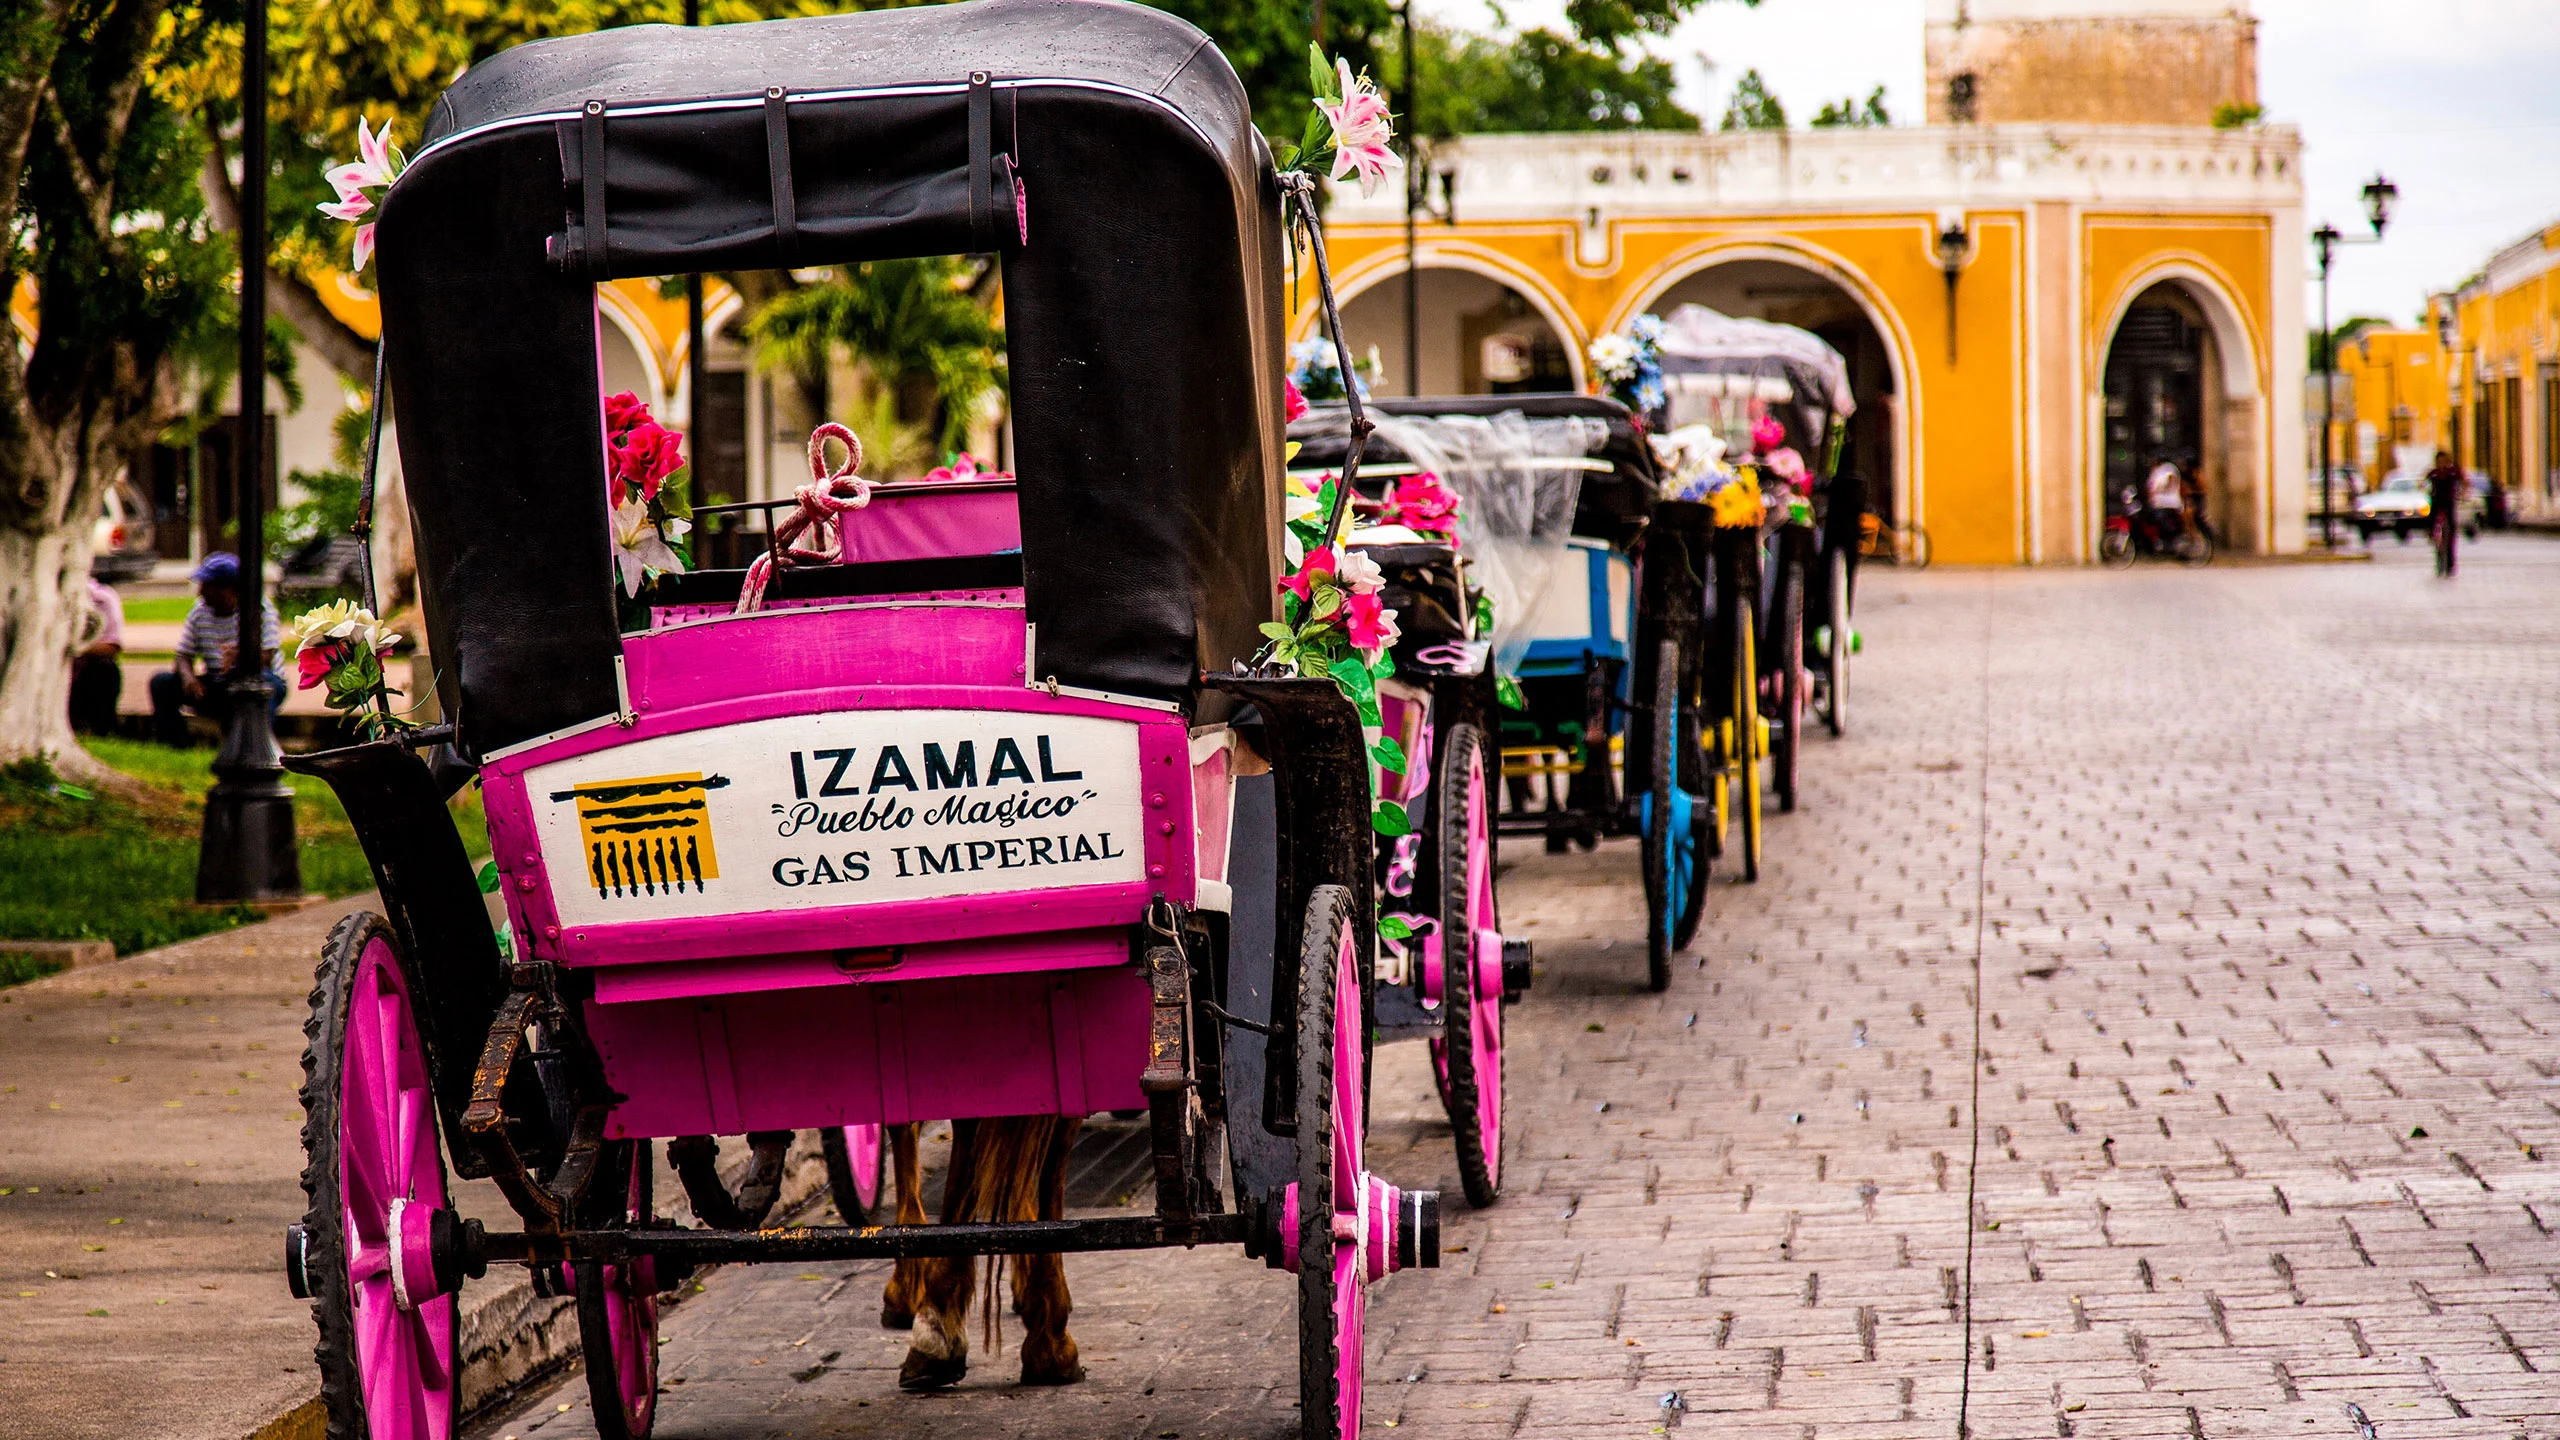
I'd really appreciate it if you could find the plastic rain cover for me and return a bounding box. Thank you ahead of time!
[1655,304,1854,457]
[1369,411,1606,680]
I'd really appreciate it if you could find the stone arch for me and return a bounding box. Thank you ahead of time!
[2088,259,2268,557]
[595,286,670,419]
[1314,243,1590,394]
[1613,237,1920,526]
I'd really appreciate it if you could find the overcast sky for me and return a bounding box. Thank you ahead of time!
[1418,0,2560,329]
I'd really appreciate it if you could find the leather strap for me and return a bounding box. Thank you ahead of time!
[967,71,993,254]
[579,100,608,277]
[764,87,799,267]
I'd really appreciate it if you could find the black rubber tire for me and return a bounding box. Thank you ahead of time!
[1823,549,1850,738]
[2100,527,2135,569]
[1435,724,1501,1208]
[1771,550,1804,815]
[1642,638,1680,994]
[576,1138,659,1440]
[1296,885,1360,1440]
[298,912,460,1440]
[2178,530,2215,566]
[821,1126,886,1225]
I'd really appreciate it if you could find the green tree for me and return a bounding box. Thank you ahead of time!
[1719,67,1785,131]
[1566,0,1756,48]
[1810,84,1888,128]
[2310,315,2392,372]
[161,0,865,388]
[0,0,245,769]
[747,257,1007,459]
[1388,22,1697,137]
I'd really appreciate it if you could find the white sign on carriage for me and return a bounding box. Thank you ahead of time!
[523,709,1148,926]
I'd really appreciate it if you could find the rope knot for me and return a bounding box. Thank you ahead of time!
[734,423,873,615]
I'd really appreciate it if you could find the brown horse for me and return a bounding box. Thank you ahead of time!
[872,1118,1085,1391]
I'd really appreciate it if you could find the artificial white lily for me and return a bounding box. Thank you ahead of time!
[612,495,690,596]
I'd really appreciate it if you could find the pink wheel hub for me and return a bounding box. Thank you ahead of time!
[339,938,459,1439]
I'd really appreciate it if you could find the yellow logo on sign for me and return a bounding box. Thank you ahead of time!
[550,772,729,899]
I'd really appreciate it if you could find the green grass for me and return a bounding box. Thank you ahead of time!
[0,740,489,968]
[0,952,68,987]
[120,596,195,623]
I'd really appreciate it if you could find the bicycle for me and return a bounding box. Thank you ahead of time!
[1856,512,1932,569]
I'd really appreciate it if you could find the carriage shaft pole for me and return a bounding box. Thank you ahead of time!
[480,1214,1249,1266]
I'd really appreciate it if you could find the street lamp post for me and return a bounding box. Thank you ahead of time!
[198,0,302,903]
[2312,172,2398,548]
[685,0,706,515]
[1402,0,1418,397]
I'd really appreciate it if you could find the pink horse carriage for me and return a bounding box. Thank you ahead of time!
[275,4,1474,1435]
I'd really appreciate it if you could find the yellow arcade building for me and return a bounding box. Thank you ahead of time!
[1306,0,2307,565]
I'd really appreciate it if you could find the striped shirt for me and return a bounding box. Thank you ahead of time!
[176,598,281,669]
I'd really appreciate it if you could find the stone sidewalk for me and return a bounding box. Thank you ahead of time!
[468,536,2560,1440]
[0,890,835,1440]
[0,898,378,1440]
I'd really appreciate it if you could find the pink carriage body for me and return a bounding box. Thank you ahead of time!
[475,486,1233,1139]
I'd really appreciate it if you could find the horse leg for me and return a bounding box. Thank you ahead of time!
[1015,1117,1085,1386]
[898,1120,981,1391]
[880,1123,926,1328]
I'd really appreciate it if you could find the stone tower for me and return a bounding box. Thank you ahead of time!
[1925,0,2259,127]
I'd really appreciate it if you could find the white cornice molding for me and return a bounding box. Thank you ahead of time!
[1333,124,2303,226]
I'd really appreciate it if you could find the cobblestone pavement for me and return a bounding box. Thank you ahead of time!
[473,536,2560,1440]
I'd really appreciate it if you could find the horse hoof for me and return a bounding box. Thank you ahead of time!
[898,1350,969,1392]
[881,1303,915,1329]
[1020,1359,1085,1387]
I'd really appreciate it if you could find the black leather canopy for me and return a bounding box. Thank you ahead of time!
[378,0,1285,758]
[1290,394,1658,547]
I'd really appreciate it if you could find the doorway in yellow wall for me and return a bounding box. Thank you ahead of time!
[1341,267,1577,398]
[2101,284,2226,545]
[1648,259,1900,526]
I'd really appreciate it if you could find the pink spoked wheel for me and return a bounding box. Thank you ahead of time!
[575,1140,660,1440]
[1427,725,1504,1208]
[1297,885,1367,1440]
[822,1124,888,1225]
[295,913,460,1440]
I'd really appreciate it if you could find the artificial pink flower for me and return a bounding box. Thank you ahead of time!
[1284,377,1309,424]
[924,454,1009,483]
[1765,447,1807,482]
[1344,589,1400,654]
[356,115,397,183]
[609,420,685,507]
[1319,58,1404,200]
[1279,545,1339,603]
[317,118,402,274]
[1382,471,1459,534]
[605,391,650,434]
[1750,414,1786,454]
[296,639,347,691]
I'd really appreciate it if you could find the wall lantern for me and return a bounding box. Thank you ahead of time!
[1935,212,1974,365]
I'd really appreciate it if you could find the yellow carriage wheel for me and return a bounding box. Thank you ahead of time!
[1735,600,1763,883]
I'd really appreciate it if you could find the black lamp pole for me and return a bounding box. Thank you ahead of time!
[198,0,302,903]
[685,0,707,489]
[1401,0,1418,397]
[2311,172,2397,549]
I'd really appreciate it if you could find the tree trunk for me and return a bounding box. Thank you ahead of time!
[0,443,108,779]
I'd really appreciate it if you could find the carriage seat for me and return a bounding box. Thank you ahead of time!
[647,476,1025,625]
